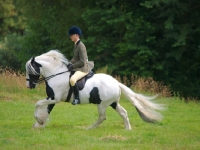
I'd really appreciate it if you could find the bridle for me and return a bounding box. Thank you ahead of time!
[26,70,70,85]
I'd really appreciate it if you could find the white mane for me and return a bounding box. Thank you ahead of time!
[40,50,69,65]
[26,50,69,75]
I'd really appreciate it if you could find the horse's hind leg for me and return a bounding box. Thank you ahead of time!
[87,104,106,130]
[114,103,131,130]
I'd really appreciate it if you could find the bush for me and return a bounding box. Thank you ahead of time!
[0,34,23,71]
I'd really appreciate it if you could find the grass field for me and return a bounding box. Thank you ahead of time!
[0,71,200,150]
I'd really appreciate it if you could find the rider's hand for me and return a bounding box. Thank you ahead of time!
[67,63,73,71]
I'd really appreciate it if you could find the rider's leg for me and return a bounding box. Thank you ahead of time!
[72,83,79,105]
[70,71,88,105]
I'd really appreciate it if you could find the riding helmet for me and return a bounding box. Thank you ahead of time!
[68,26,82,36]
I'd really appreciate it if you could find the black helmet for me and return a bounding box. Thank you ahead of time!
[68,26,82,36]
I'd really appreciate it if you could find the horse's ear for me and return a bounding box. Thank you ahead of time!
[31,57,35,64]
[31,57,42,67]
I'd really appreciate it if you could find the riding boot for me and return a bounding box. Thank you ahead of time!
[72,83,80,105]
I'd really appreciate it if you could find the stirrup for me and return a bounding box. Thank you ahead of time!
[72,99,80,105]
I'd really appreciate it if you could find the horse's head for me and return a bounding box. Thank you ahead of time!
[26,50,69,89]
[26,57,42,89]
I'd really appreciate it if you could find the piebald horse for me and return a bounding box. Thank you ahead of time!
[26,50,164,130]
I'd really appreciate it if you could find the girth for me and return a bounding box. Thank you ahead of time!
[65,71,94,102]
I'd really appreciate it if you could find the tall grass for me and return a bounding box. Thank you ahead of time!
[96,66,172,97]
[0,68,45,102]
[0,68,200,150]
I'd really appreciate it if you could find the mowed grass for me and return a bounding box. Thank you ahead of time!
[0,71,200,150]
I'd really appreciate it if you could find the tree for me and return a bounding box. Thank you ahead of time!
[83,0,200,99]
[0,0,25,39]
[140,0,200,99]
[15,0,88,58]
[5,0,200,99]
[82,0,135,73]
[0,0,26,70]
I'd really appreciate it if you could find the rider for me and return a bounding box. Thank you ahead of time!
[67,26,94,105]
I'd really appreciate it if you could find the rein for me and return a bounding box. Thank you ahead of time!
[37,70,70,84]
[27,70,70,84]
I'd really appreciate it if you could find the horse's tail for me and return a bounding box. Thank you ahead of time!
[118,82,165,123]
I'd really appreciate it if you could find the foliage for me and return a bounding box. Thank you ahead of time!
[139,0,200,99]
[0,0,25,39]
[82,0,134,73]
[1,0,200,99]
[95,65,113,75]
[82,0,200,99]
[15,0,88,59]
[0,34,23,70]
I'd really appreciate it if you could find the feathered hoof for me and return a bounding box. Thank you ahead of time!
[32,121,45,129]
[36,117,44,125]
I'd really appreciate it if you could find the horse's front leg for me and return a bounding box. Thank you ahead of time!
[36,98,57,107]
[33,99,56,128]
[33,103,49,128]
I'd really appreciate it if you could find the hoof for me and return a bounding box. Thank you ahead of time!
[37,118,44,125]
[33,121,44,128]
[72,99,80,105]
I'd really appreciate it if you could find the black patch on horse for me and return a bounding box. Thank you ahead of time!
[45,81,55,100]
[45,82,55,114]
[110,102,117,109]
[47,104,55,114]
[89,87,102,104]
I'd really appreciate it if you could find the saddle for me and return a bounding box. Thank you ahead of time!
[65,71,94,102]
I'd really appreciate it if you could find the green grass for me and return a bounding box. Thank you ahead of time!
[0,71,200,149]
[1,95,200,150]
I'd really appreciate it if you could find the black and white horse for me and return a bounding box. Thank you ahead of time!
[26,50,164,130]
